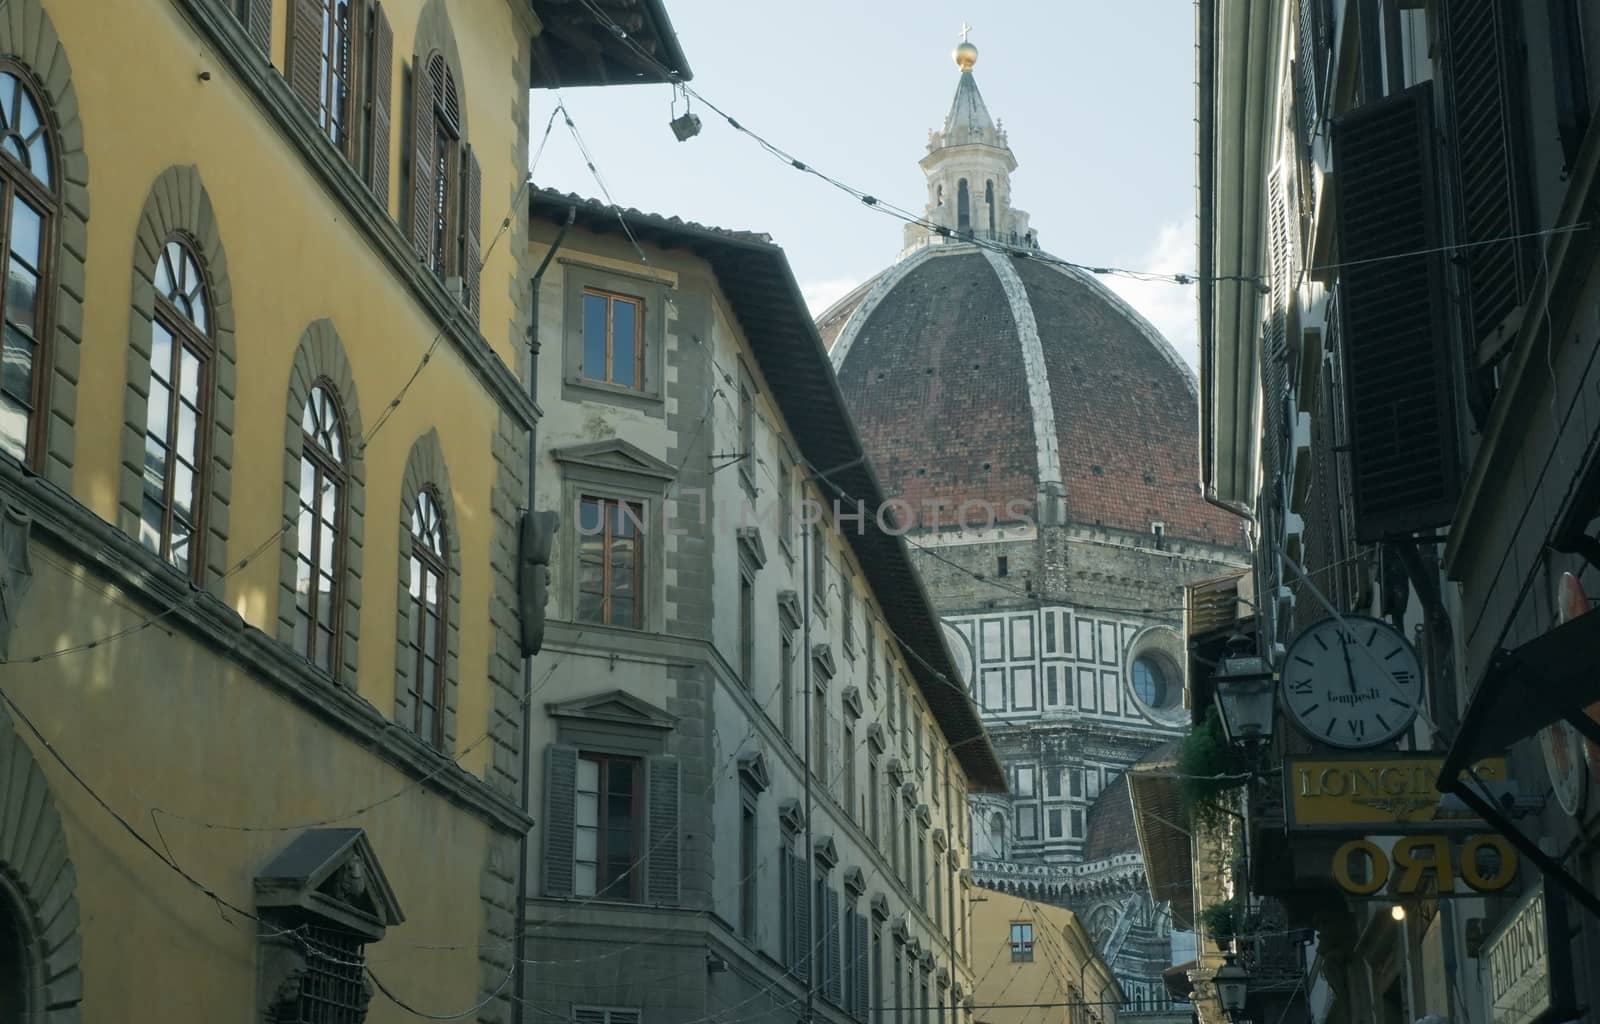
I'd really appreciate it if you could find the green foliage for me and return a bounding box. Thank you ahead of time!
[1199,899,1241,941]
[1177,706,1249,827]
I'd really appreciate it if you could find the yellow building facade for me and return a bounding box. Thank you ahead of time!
[0,0,685,1019]
[969,887,1119,1024]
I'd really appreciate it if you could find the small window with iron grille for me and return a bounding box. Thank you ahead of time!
[268,921,371,1023]
[255,829,402,1024]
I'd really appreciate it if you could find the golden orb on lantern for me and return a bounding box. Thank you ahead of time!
[953,23,978,71]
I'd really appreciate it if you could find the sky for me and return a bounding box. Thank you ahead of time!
[533,1,1201,369]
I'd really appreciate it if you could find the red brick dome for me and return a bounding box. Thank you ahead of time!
[820,244,1239,547]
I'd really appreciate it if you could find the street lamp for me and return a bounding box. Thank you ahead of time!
[1213,632,1276,748]
[1212,952,1250,1022]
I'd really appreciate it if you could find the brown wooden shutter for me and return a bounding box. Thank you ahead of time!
[793,853,811,980]
[240,0,273,56]
[645,756,680,905]
[409,57,436,262]
[463,146,483,325]
[286,0,324,115]
[1333,82,1461,543]
[1438,0,1536,356]
[365,1,393,206]
[541,744,577,897]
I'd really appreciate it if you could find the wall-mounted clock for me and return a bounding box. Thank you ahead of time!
[1281,615,1425,749]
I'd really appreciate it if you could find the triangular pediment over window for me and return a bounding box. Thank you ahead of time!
[547,690,677,731]
[254,828,403,940]
[552,438,676,481]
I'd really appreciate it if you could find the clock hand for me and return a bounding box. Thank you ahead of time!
[1339,631,1359,697]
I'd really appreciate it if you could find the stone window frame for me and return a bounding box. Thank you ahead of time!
[277,319,367,687]
[392,429,462,750]
[0,1,88,491]
[1125,624,1187,724]
[736,526,766,690]
[0,702,83,1019]
[542,691,680,905]
[777,589,802,746]
[736,359,758,499]
[559,260,668,412]
[736,751,769,945]
[552,439,674,633]
[120,166,237,594]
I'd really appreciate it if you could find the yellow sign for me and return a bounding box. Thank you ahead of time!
[1331,834,1518,897]
[1287,754,1508,831]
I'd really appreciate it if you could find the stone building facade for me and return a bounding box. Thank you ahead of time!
[0,0,685,1019]
[523,191,1006,1024]
[820,38,1247,1017]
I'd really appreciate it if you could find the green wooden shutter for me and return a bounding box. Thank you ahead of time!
[541,744,577,896]
[365,2,393,207]
[646,756,680,904]
[408,56,436,262]
[1333,82,1461,542]
[1438,0,1536,357]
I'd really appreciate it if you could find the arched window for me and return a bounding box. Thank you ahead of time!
[426,53,461,280]
[406,488,448,747]
[0,67,55,465]
[142,238,213,578]
[956,179,970,233]
[988,813,1004,858]
[985,179,996,234]
[295,384,348,673]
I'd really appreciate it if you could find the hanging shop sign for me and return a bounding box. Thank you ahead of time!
[1330,833,1518,898]
[1484,882,1576,1024]
[1287,753,1508,832]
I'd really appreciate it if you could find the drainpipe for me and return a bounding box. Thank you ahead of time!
[802,521,816,1024]
[514,202,575,1021]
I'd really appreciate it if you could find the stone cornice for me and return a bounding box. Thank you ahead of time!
[171,0,538,430]
[4,465,531,836]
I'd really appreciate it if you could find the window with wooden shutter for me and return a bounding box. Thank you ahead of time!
[1262,157,1293,518]
[825,886,842,1004]
[462,145,482,324]
[287,0,358,154]
[853,911,870,1021]
[235,0,274,56]
[541,744,577,897]
[1296,0,1331,146]
[363,2,393,205]
[1333,83,1462,542]
[792,853,811,981]
[408,57,436,263]
[646,757,680,904]
[1438,0,1537,368]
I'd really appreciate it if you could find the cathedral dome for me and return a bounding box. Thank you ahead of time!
[821,245,1239,546]
[820,47,1236,548]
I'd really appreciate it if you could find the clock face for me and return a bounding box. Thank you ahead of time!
[1281,616,1424,749]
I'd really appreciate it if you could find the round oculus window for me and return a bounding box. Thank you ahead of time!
[1132,655,1173,710]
